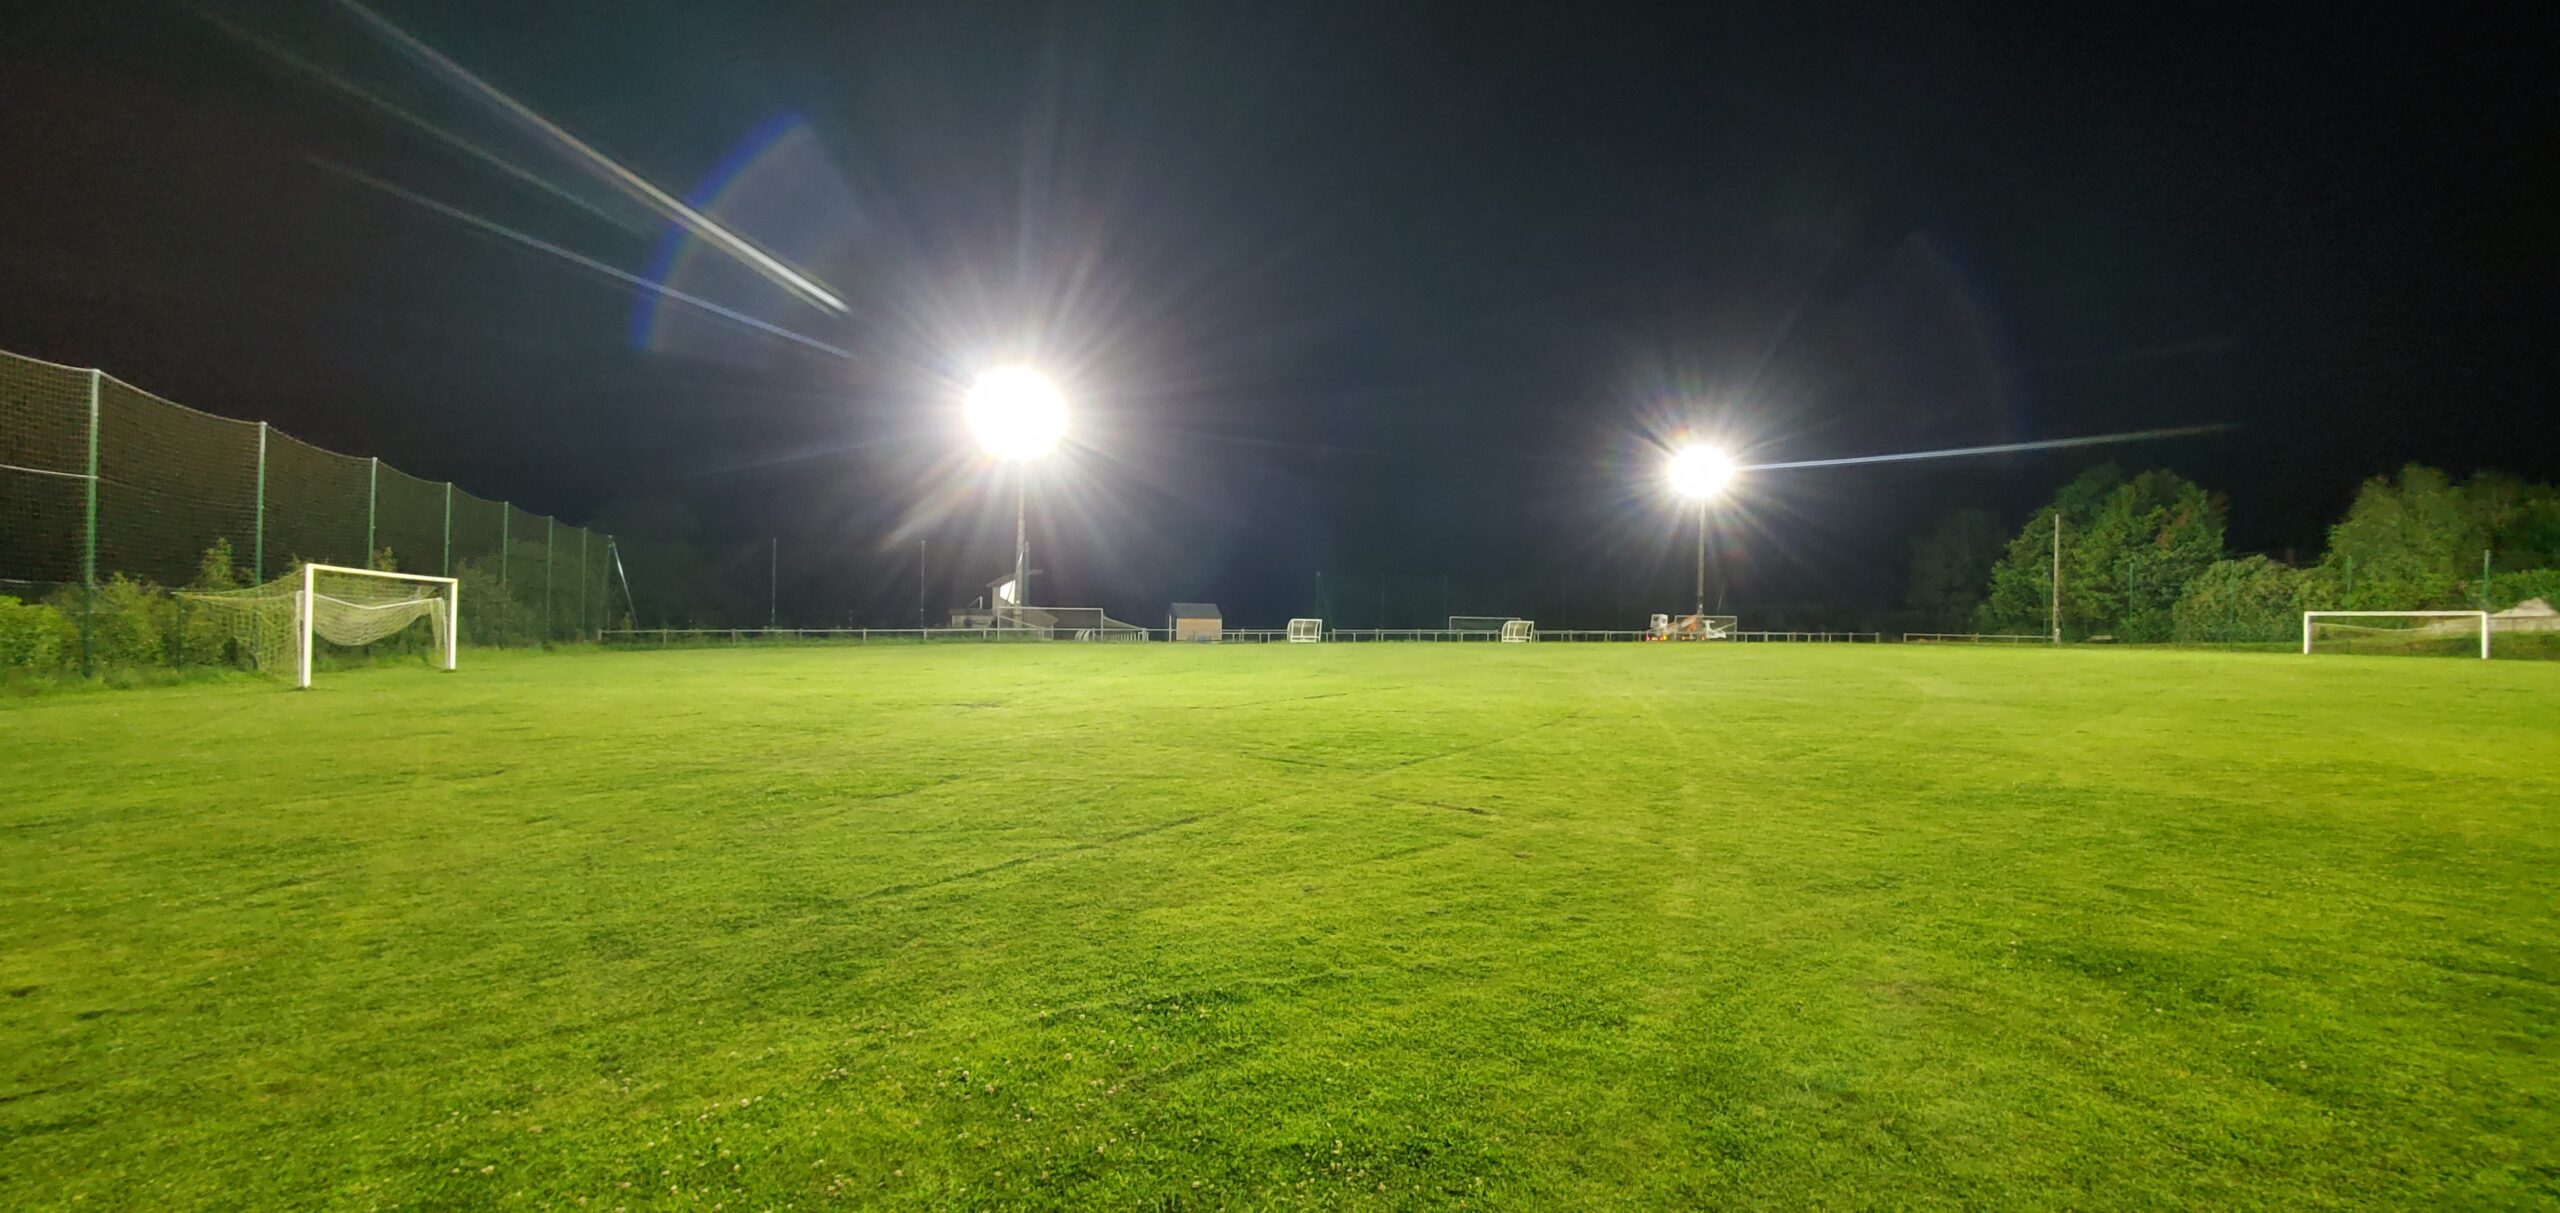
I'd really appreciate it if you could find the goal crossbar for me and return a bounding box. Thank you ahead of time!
[300,564,460,688]
[2302,610,2488,659]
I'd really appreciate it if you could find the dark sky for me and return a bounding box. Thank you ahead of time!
[4,1,2552,627]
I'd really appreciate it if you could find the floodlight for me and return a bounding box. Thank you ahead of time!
[965,367,1068,461]
[1668,444,1736,500]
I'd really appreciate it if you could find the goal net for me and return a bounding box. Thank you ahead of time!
[1654,613,1739,640]
[1287,618,1324,643]
[1499,619,1536,643]
[182,563,458,688]
[1449,615,1516,638]
[2302,611,2489,659]
[995,605,1146,640]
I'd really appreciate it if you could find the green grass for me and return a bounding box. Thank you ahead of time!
[3,644,2556,1210]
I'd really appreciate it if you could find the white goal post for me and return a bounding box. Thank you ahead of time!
[1287,618,1324,643]
[1652,613,1739,640]
[2302,610,2489,660]
[184,563,459,688]
[1499,619,1536,644]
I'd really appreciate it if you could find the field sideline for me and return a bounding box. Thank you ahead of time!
[3,645,2555,1209]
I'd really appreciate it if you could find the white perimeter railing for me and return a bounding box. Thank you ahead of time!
[1902,632,2050,644]
[604,626,1888,646]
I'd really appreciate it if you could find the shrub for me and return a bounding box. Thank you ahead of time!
[2484,568,2560,612]
[2171,556,2306,644]
[44,575,174,668]
[0,596,78,671]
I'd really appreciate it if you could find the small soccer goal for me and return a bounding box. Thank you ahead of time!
[1287,618,1324,643]
[183,564,458,688]
[1652,613,1739,640]
[2302,610,2490,660]
[1499,619,1537,644]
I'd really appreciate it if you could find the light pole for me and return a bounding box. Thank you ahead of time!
[1667,444,1737,617]
[963,367,1068,623]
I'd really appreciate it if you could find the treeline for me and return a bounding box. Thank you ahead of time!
[1912,464,2560,643]
[0,538,608,679]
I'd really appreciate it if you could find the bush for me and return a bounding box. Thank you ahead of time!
[0,596,78,670]
[179,538,246,667]
[2484,568,2560,612]
[2171,557,2307,644]
[46,576,175,668]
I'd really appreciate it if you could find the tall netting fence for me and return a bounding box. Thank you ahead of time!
[0,347,614,677]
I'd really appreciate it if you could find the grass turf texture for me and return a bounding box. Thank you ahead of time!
[3,645,2556,1210]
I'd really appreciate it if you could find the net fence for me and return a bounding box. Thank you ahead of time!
[0,346,614,676]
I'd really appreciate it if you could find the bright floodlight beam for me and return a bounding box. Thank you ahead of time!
[1667,444,1736,617]
[966,368,1068,621]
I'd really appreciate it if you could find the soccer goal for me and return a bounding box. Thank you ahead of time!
[1449,615,1516,640]
[1499,619,1537,643]
[2302,611,2489,659]
[183,563,458,688]
[1659,613,1739,640]
[1287,618,1324,643]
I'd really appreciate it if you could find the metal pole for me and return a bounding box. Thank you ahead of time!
[769,536,779,628]
[545,515,555,640]
[2050,510,2062,645]
[609,536,637,629]
[441,482,452,577]
[918,538,928,628]
[580,528,589,638]
[366,456,378,567]
[1013,476,1029,612]
[253,421,268,582]
[81,370,100,678]
[500,505,509,645]
[1694,499,1708,616]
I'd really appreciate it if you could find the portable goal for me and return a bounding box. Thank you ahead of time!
[2302,610,2489,660]
[1657,613,1739,640]
[183,563,459,688]
[1498,619,1537,643]
[1286,618,1324,643]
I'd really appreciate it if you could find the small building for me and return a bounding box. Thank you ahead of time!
[1169,602,1222,643]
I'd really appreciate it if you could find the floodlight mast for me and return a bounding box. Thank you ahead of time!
[964,367,1068,624]
[1013,475,1029,613]
[1694,498,1708,616]
[1667,444,1735,616]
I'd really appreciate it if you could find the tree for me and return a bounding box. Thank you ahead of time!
[2088,471,2224,642]
[1978,465,2124,637]
[1903,509,2006,631]
[2171,556,2305,643]
[1977,466,2224,641]
[2316,466,2484,609]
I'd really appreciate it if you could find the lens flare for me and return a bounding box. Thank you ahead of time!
[1668,444,1737,499]
[965,368,1069,461]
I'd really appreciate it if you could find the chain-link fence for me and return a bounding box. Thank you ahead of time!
[0,347,617,675]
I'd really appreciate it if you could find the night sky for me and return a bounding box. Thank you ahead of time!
[3,2,2551,628]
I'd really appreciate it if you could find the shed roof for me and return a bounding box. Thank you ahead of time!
[1169,602,1222,617]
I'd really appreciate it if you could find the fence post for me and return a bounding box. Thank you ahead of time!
[545,515,554,642]
[81,370,100,678]
[253,421,268,582]
[441,482,452,578]
[499,505,510,645]
[366,456,378,568]
[579,528,589,639]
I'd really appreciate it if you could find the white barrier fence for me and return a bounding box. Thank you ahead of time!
[604,626,1887,647]
[1902,632,2050,644]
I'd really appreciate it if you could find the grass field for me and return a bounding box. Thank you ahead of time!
[4,644,2557,1210]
